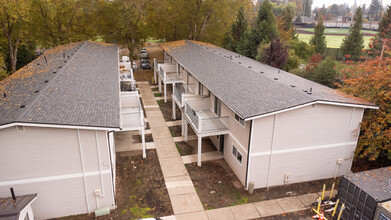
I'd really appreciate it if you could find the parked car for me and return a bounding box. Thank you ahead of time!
[140,48,148,58]
[140,59,151,69]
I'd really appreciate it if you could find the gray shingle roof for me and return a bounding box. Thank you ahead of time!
[161,40,376,119]
[0,41,120,128]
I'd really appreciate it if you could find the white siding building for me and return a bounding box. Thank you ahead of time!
[160,40,377,190]
[0,41,144,219]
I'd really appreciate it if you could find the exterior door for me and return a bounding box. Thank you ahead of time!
[214,96,221,117]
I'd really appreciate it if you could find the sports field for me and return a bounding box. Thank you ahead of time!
[297,28,378,35]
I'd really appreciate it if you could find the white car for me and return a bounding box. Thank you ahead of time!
[132,61,137,70]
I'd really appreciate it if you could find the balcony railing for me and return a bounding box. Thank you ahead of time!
[185,101,229,134]
[121,92,144,129]
[159,64,183,83]
[173,84,196,107]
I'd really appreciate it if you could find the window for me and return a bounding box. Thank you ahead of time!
[234,114,245,127]
[232,145,242,165]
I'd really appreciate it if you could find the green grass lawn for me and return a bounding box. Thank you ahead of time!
[297,34,374,48]
[297,28,378,35]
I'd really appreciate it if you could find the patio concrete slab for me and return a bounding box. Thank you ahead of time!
[253,200,284,217]
[145,110,164,118]
[166,120,182,127]
[155,138,181,158]
[173,135,198,142]
[276,197,306,213]
[143,99,158,106]
[151,126,172,139]
[159,157,188,178]
[170,192,204,215]
[206,207,235,220]
[297,193,319,208]
[148,116,167,128]
[230,203,260,220]
[181,151,224,164]
[141,94,156,101]
[175,211,208,220]
[156,96,171,101]
[165,175,196,196]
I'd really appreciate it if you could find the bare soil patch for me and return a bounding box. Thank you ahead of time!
[176,138,217,156]
[56,150,172,220]
[133,133,153,143]
[186,159,339,210]
[159,100,182,122]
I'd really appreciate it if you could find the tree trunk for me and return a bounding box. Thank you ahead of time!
[7,36,19,73]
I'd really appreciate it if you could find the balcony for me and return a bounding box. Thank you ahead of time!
[184,98,229,137]
[159,64,183,84]
[120,92,144,130]
[173,83,198,107]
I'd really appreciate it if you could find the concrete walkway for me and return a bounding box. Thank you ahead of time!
[137,82,204,215]
[182,151,224,164]
[161,190,336,220]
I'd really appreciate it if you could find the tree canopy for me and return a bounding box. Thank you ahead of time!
[309,16,326,54]
[341,7,364,60]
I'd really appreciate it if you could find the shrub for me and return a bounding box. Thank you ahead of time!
[284,49,300,71]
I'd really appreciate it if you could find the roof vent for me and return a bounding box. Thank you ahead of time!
[248,66,252,68]
[307,87,313,95]
[37,63,40,66]
[63,53,65,59]
[59,66,62,68]
[274,77,278,80]
[20,105,26,108]
[64,60,67,63]
[53,71,56,74]
[260,71,264,74]
[238,62,241,64]
[278,70,280,74]
[291,84,296,87]
[219,53,222,55]
[44,56,47,63]
[34,90,39,93]
[44,80,49,83]
[3,93,6,98]
[71,53,73,55]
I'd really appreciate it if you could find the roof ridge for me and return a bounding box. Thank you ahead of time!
[16,41,87,122]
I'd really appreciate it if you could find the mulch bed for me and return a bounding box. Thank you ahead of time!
[133,134,153,143]
[56,150,172,220]
[186,159,339,210]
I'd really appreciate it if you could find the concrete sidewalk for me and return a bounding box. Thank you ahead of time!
[137,82,204,215]
[161,190,335,220]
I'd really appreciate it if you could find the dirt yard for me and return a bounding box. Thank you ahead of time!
[186,159,339,210]
[176,138,218,156]
[56,150,173,220]
[158,99,182,122]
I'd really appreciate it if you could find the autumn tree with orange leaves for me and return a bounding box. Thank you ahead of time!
[339,48,391,161]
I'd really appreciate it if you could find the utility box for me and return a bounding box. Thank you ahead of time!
[375,200,391,220]
[337,167,391,220]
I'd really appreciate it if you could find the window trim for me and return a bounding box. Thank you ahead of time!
[231,145,243,165]
[234,114,245,127]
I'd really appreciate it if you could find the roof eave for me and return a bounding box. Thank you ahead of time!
[244,100,378,121]
[0,122,120,131]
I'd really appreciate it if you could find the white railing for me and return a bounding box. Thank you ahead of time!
[185,102,229,133]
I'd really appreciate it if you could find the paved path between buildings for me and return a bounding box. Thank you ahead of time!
[159,190,336,220]
[137,82,204,215]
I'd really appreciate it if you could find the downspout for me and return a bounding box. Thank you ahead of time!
[77,129,90,213]
[95,130,105,200]
[106,131,116,208]
[245,120,254,190]
[266,114,277,188]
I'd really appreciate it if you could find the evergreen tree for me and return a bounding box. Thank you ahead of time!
[304,0,312,17]
[341,7,364,60]
[223,6,248,52]
[367,5,391,57]
[368,0,383,21]
[237,0,278,58]
[309,16,326,54]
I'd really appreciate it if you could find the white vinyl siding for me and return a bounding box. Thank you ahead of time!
[0,126,115,219]
[248,104,365,189]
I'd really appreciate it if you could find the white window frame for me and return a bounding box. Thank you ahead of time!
[232,145,243,165]
[234,114,245,127]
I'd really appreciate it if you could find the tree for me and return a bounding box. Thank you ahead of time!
[223,6,248,52]
[29,0,96,48]
[0,52,7,81]
[0,0,30,73]
[341,7,364,60]
[368,0,383,21]
[339,51,391,161]
[304,0,312,17]
[367,5,391,57]
[256,37,288,69]
[96,0,148,60]
[287,40,314,60]
[308,57,337,88]
[309,16,326,54]
[237,0,278,58]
